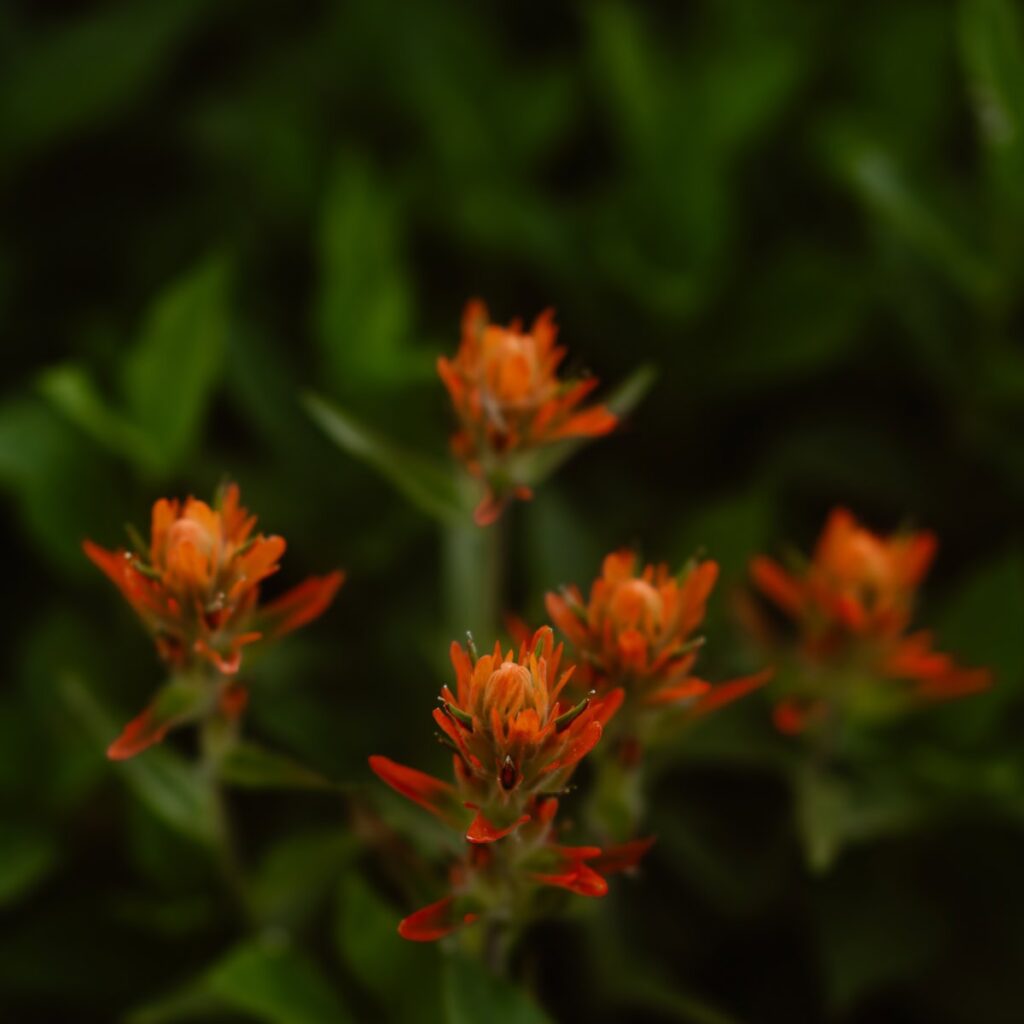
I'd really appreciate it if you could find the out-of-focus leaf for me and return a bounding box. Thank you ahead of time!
[127,988,225,1024]
[304,391,465,523]
[217,740,338,792]
[0,825,59,907]
[121,257,230,474]
[204,937,354,1024]
[335,875,443,1023]
[314,156,425,392]
[795,768,924,873]
[251,829,358,930]
[38,363,160,470]
[960,0,1024,220]
[819,858,942,1013]
[523,363,656,485]
[935,548,1024,693]
[822,124,997,302]
[0,398,122,573]
[61,676,218,847]
[444,954,553,1024]
[130,936,354,1024]
[0,0,209,165]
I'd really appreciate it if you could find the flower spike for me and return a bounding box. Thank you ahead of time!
[439,300,617,524]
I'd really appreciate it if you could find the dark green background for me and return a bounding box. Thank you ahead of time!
[2,1,1023,1021]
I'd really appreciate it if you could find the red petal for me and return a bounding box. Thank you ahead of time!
[368,756,466,829]
[533,860,608,897]
[107,706,174,760]
[750,556,804,617]
[398,896,478,942]
[259,571,345,637]
[541,719,603,775]
[644,677,711,706]
[772,698,825,735]
[465,806,530,844]
[591,836,656,875]
[689,668,773,718]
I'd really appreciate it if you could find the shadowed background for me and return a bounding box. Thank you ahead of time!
[1,1,1023,1022]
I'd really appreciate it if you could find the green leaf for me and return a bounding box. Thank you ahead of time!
[444,955,553,1024]
[130,936,354,1024]
[61,675,219,846]
[122,256,230,473]
[822,124,997,302]
[0,397,123,573]
[314,156,425,392]
[0,0,209,165]
[251,829,358,930]
[204,937,354,1024]
[38,362,160,471]
[335,875,443,1023]
[217,740,339,792]
[0,825,59,907]
[304,391,466,523]
[960,0,1024,211]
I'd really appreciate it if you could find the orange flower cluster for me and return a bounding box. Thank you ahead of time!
[547,550,771,718]
[438,300,617,525]
[750,508,991,733]
[369,626,649,941]
[84,484,343,759]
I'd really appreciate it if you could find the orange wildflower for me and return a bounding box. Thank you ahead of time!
[750,508,991,733]
[438,299,617,525]
[372,626,620,842]
[370,628,651,942]
[546,550,771,712]
[84,483,343,758]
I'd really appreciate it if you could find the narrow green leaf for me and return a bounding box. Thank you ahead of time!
[335,875,443,1022]
[251,829,358,930]
[822,126,997,302]
[0,0,209,165]
[129,937,354,1024]
[444,954,553,1024]
[205,937,354,1024]
[217,740,339,792]
[314,156,426,391]
[0,826,59,907]
[122,256,230,473]
[38,363,161,470]
[304,391,466,523]
[60,675,219,846]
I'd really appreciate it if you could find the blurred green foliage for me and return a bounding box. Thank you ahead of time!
[1,1,1023,1022]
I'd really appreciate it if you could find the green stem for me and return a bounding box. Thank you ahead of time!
[198,710,250,921]
[442,512,503,644]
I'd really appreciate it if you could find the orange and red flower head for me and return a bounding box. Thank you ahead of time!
[749,508,991,732]
[433,626,621,834]
[84,484,343,757]
[546,550,771,712]
[438,300,617,525]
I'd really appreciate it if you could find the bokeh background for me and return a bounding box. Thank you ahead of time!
[2,1,1023,1022]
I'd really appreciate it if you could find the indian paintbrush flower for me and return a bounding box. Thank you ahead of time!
[369,626,650,941]
[438,299,617,525]
[546,550,771,723]
[84,483,344,759]
[749,507,991,733]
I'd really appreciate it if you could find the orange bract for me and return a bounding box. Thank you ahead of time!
[85,483,344,675]
[438,300,617,524]
[750,508,991,731]
[547,550,770,710]
[435,626,621,823]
